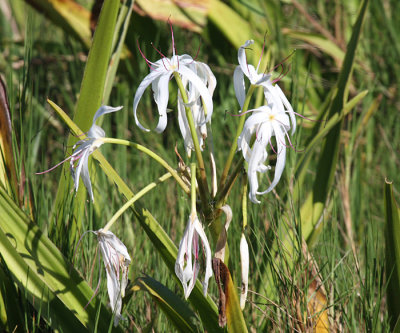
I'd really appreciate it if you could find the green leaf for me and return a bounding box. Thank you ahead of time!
[208,0,262,58]
[0,185,122,331]
[134,276,198,332]
[384,180,400,329]
[52,0,120,244]
[24,0,92,48]
[283,29,345,66]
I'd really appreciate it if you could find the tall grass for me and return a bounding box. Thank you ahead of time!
[0,0,399,331]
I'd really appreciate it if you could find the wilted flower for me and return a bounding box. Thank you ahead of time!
[133,32,213,134]
[177,61,216,155]
[238,102,294,203]
[175,213,213,299]
[95,229,131,326]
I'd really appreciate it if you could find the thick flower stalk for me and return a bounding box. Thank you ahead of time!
[238,102,295,203]
[95,229,131,326]
[133,32,213,134]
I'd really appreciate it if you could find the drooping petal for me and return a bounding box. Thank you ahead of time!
[95,229,131,326]
[177,65,213,124]
[240,233,249,310]
[274,84,296,134]
[133,69,165,132]
[92,105,123,128]
[193,218,213,296]
[79,152,94,202]
[257,123,287,195]
[152,73,171,133]
[233,66,246,109]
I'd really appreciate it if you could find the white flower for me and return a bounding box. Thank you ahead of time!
[238,103,293,203]
[177,61,216,155]
[133,44,213,133]
[70,105,122,201]
[233,40,296,135]
[95,229,131,326]
[175,213,213,299]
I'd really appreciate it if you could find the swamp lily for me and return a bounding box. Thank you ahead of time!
[238,102,294,203]
[175,213,213,299]
[70,105,122,201]
[177,61,216,155]
[95,229,131,326]
[234,39,296,134]
[133,34,213,134]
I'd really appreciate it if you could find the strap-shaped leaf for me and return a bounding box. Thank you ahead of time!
[134,276,198,332]
[0,185,122,331]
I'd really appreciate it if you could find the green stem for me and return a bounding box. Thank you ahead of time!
[190,163,196,215]
[173,72,210,200]
[219,84,256,188]
[100,138,190,194]
[102,172,172,232]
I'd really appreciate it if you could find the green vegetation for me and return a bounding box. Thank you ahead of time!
[0,0,399,331]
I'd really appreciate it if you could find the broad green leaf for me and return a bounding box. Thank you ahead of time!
[0,185,122,331]
[208,0,262,58]
[283,29,345,67]
[384,181,400,329]
[52,0,120,244]
[24,0,92,48]
[135,0,207,32]
[47,99,224,332]
[134,276,198,332]
[300,0,369,244]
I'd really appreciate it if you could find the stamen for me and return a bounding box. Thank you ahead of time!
[137,39,155,70]
[35,155,73,175]
[269,138,277,154]
[151,42,170,71]
[256,35,267,72]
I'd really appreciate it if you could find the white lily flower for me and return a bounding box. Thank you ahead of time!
[238,103,293,203]
[133,40,213,133]
[175,213,213,299]
[233,40,296,134]
[70,105,123,201]
[177,62,216,155]
[95,229,131,326]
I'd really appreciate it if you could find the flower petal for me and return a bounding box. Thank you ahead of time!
[92,105,123,128]
[233,66,246,109]
[133,69,164,132]
[238,40,254,76]
[177,65,213,124]
[152,73,171,133]
[240,234,249,310]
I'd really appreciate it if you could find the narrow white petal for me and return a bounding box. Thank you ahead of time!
[238,40,254,77]
[133,70,165,132]
[193,218,213,296]
[92,105,123,126]
[177,66,213,124]
[258,125,286,195]
[79,152,94,202]
[240,234,249,310]
[274,84,296,134]
[153,73,171,133]
[233,66,246,109]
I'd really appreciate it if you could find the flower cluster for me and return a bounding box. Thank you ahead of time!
[40,28,297,324]
[234,40,296,203]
